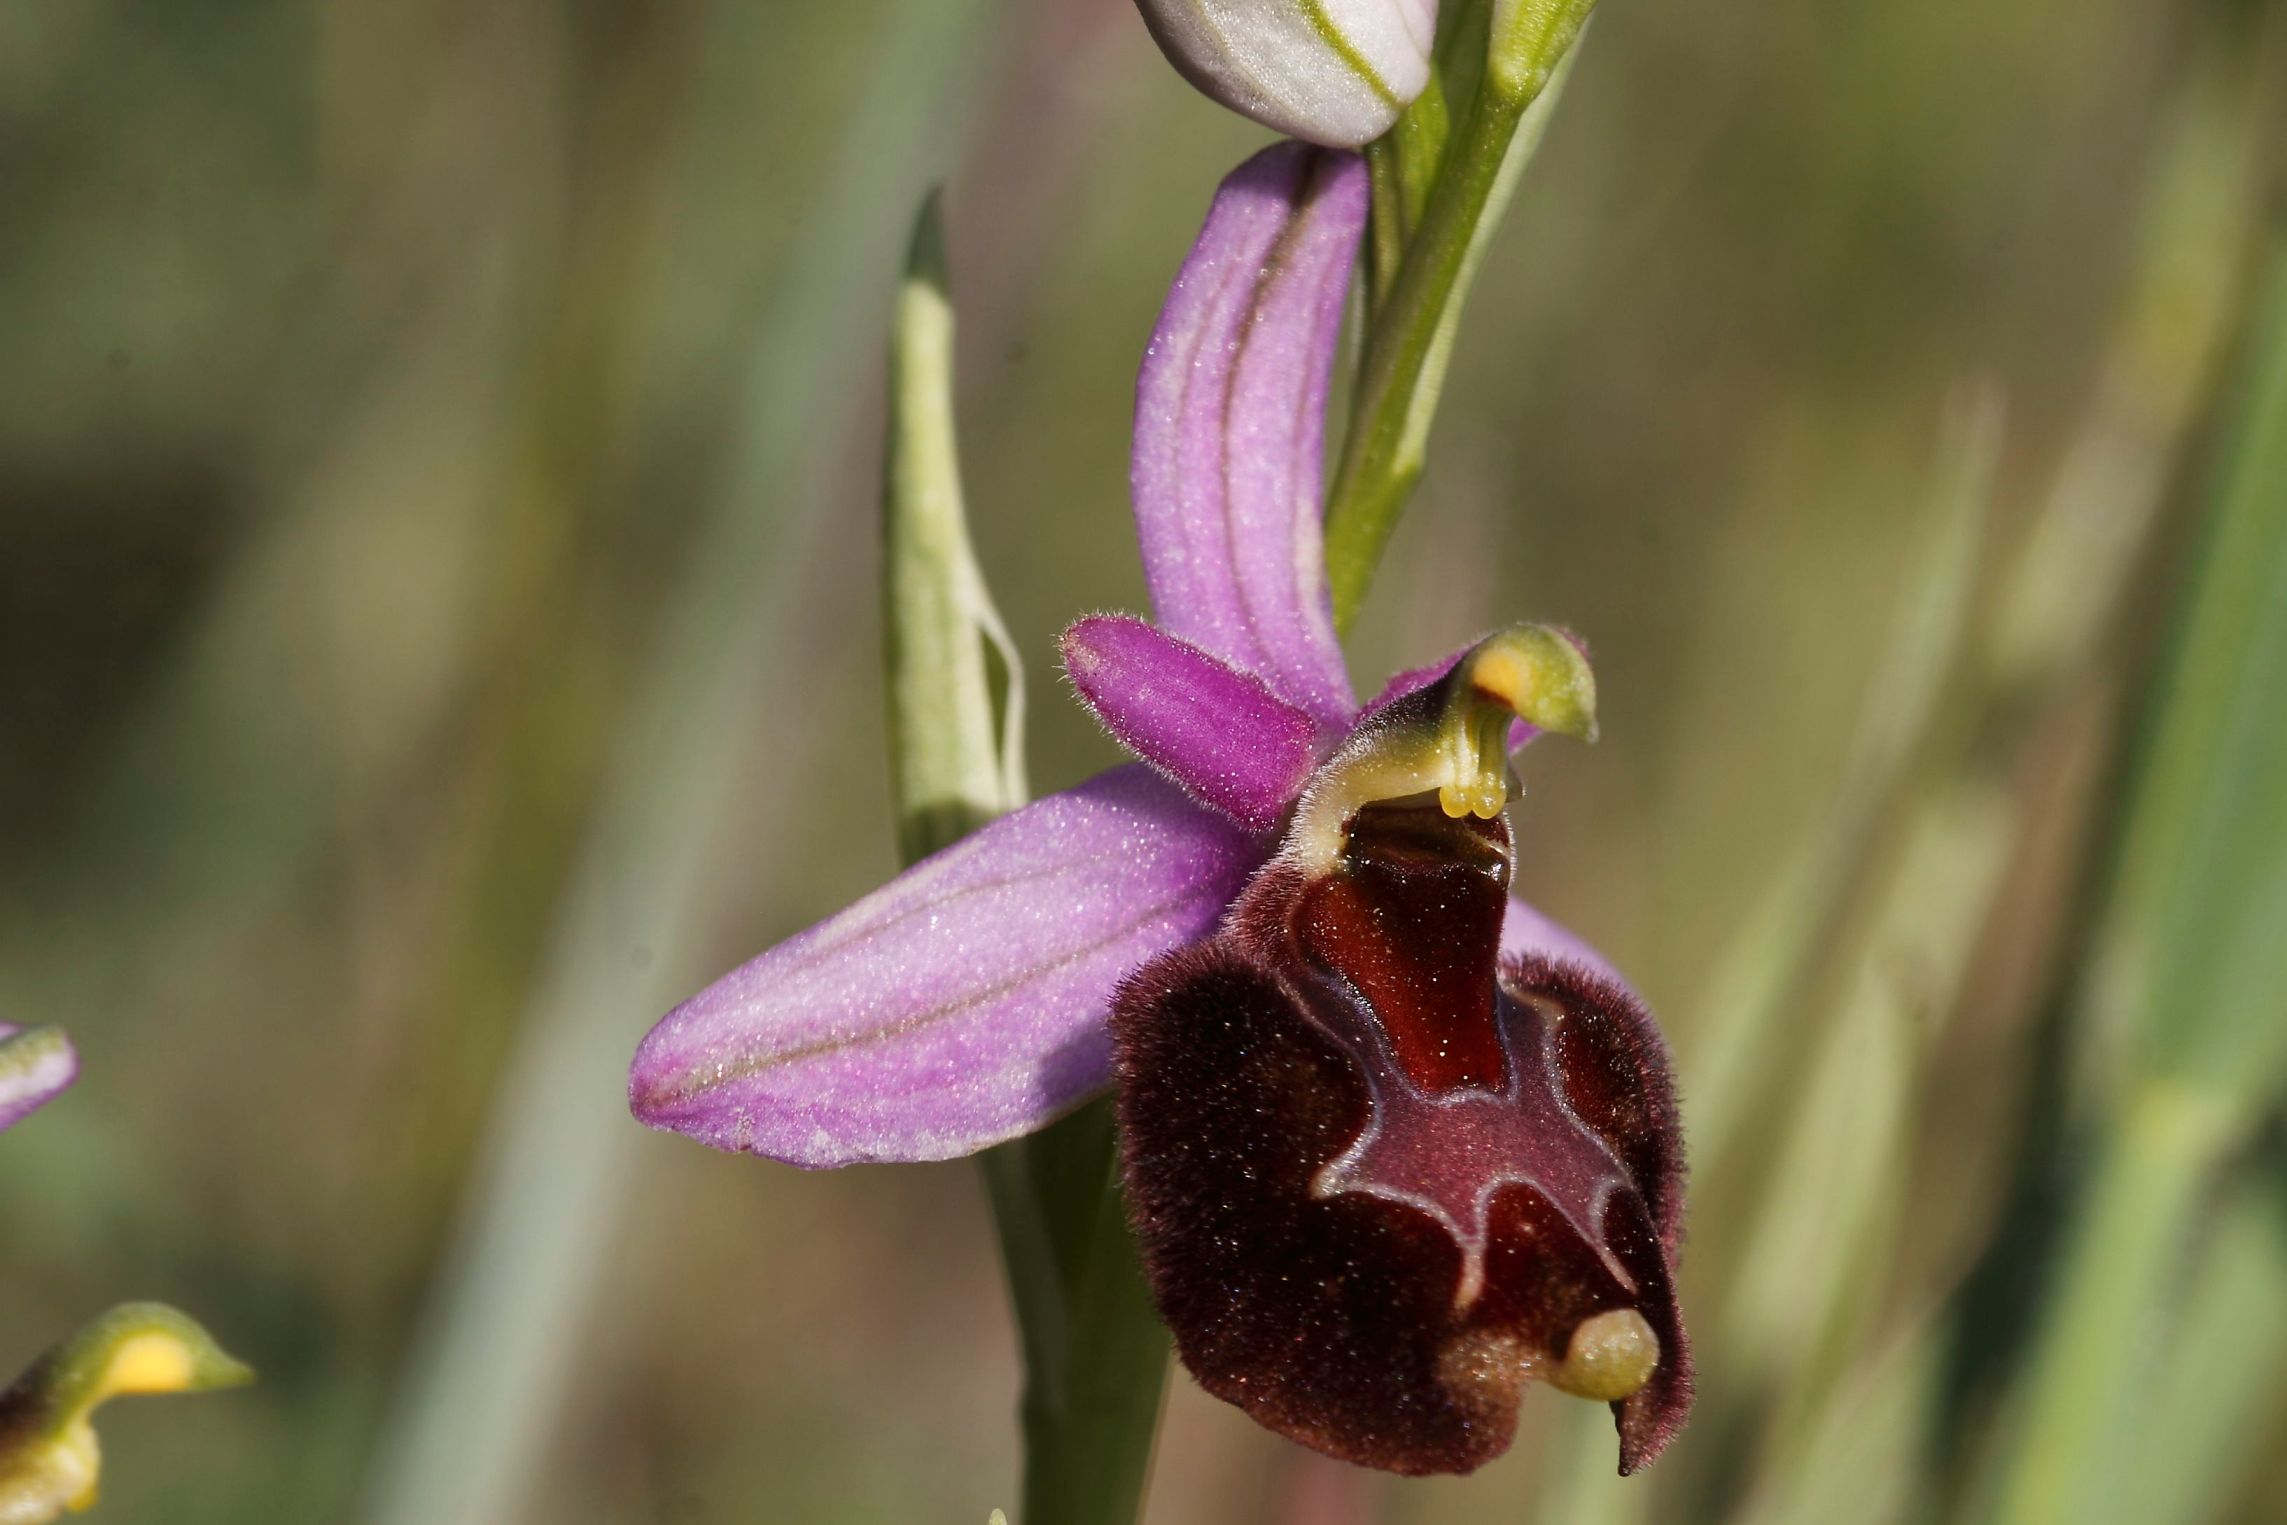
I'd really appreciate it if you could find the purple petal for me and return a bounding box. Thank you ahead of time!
[1132,142,1365,730]
[0,1023,78,1134]
[1063,614,1322,832]
[1501,897,1630,989]
[630,766,1260,1167]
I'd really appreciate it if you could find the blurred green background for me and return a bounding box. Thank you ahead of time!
[2,0,2283,1522]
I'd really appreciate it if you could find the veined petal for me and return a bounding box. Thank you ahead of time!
[0,1024,77,1134]
[1133,143,1365,730]
[1063,614,1321,833]
[1136,0,1437,149]
[630,766,1259,1167]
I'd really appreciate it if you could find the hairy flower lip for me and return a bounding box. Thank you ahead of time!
[1114,870,1691,1478]
[1112,771,1689,1476]
[1300,979,1640,1312]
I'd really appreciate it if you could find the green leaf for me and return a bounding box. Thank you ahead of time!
[878,194,1164,1525]
[2089,1172,2287,1525]
[1988,233,2287,1525]
[882,190,1025,862]
[1487,0,1599,103]
[1735,1324,1938,1525]
[1682,396,2001,1173]
[2101,238,2287,1108]
[1719,786,2012,1416]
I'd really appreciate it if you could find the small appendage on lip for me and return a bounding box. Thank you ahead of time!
[1546,1307,1660,1403]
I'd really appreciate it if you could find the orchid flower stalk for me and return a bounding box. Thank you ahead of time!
[1325,0,1599,623]
[633,136,1691,1484]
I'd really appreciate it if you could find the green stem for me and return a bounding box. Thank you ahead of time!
[980,1109,1170,1525]
[1324,84,1524,627]
[1986,1082,2236,1525]
[1984,214,2287,1525]
[1364,74,1454,318]
[1363,138,1407,317]
[1323,0,1595,628]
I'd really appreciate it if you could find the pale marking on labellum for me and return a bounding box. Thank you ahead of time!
[1306,987,1634,1310]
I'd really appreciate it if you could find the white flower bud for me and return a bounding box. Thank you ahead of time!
[1135,0,1438,149]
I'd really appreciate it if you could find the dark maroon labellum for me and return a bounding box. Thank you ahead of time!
[1112,802,1692,1476]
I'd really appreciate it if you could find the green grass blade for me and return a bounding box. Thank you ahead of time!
[1986,231,2287,1525]
[353,10,1003,1522]
[2088,1174,2287,1525]
[2102,237,2287,1107]
[882,191,1026,861]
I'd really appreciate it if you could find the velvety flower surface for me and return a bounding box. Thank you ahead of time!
[1113,698,1689,1473]
[0,1025,76,1136]
[630,140,1691,1475]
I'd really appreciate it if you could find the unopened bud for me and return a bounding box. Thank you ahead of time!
[0,1025,76,1135]
[1135,0,1438,148]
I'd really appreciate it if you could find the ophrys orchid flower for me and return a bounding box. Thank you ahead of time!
[0,1303,252,1524]
[2,1037,256,1524]
[0,1025,76,1137]
[630,141,1691,1476]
